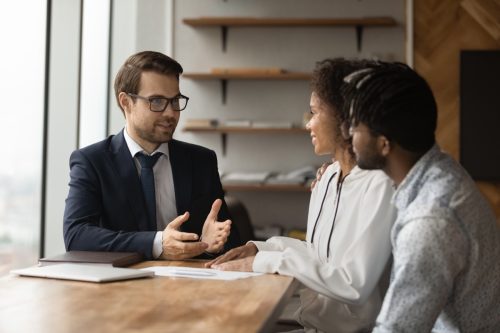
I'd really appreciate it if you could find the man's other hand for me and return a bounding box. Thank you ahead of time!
[201,199,232,254]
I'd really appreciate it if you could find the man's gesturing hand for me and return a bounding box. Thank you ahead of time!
[160,212,208,260]
[201,199,232,254]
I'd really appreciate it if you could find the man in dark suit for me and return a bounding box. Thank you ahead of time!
[64,51,241,260]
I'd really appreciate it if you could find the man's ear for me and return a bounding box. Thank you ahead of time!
[379,135,391,157]
[118,92,131,114]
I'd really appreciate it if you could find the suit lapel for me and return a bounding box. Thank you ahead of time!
[169,140,192,218]
[109,130,150,231]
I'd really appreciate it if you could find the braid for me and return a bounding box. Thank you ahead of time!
[345,62,437,153]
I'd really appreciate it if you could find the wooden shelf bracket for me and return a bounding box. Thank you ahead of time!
[221,79,228,104]
[221,132,228,155]
[221,26,228,52]
[355,25,363,52]
[183,17,398,53]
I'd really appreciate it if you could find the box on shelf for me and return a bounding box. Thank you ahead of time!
[184,118,219,128]
[254,225,284,240]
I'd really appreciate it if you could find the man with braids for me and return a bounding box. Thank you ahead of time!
[346,62,500,332]
[206,58,397,333]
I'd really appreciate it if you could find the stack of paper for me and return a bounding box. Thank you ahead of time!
[223,119,252,127]
[266,174,306,185]
[251,121,293,129]
[254,225,283,240]
[141,266,262,280]
[222,171,272,185]
[266,166,316,185]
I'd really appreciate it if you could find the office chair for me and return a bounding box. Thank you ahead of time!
[224,196,255,244]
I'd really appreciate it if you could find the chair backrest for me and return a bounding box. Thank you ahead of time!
[225,196,255,244]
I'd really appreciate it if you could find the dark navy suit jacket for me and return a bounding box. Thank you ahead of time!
[63,130,241,259]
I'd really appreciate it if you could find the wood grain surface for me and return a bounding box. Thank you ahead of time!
[0,260,297,333]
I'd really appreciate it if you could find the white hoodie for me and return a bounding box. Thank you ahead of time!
[252,163,396,333]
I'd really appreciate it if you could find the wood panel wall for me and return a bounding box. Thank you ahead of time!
[413,0,500,224]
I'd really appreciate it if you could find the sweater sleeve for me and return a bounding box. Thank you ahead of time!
[253,173,396,305]
[251,236,307,252]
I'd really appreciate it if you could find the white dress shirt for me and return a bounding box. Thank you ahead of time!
[123,128,177,258]
[251,163,396,333]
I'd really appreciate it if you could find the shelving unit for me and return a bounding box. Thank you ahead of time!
[183,72,312,104]
[178,7,404,232]
[183,126,309,155]
[183,17,398,52]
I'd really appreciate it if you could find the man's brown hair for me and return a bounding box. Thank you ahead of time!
[114,51,183,113]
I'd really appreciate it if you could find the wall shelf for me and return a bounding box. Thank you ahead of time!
[183,126,309,155]
[183,126,308,134]
[223,184,310,192]
[183,17,398,52]
[183,72,312,80]
[183,72,312,104]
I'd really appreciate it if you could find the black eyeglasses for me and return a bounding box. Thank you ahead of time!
[127,93,189,112]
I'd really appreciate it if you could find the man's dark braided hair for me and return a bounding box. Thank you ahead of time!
[343,62,437,153]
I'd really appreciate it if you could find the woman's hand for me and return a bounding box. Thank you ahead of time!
[204,243,258,268]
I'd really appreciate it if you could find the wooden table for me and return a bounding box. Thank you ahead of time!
[0,260,297,333]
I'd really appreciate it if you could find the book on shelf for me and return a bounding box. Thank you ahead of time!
[222,171,272,185]
[221,120,295,129]
[223,119,252,128]
[211,67,285,75]
[38,251,143,267]
[251,121,294,129]
[184,118,219,128]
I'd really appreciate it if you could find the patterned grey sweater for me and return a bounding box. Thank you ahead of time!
[373,145,500,332]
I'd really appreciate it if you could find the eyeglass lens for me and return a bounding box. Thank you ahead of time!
[150,96,187,112]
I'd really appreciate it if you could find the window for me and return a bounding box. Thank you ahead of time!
[79,0,111,148]
[0,1,48,275]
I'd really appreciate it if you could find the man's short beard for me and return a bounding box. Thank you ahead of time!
[356,153,386,170]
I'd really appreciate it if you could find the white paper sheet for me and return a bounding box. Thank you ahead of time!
[141,266,263,280]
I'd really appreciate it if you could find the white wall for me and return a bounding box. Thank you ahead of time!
[170,0,405,230]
